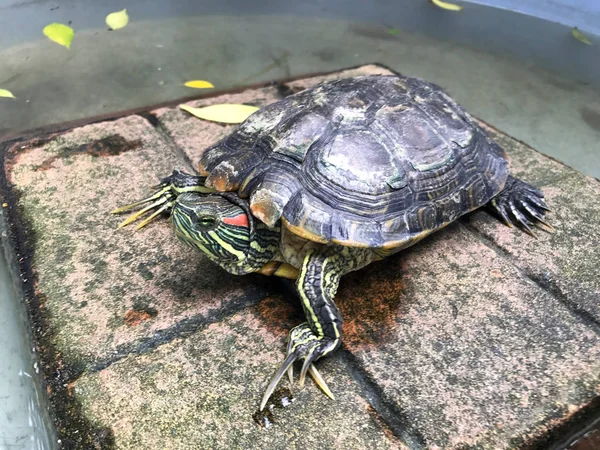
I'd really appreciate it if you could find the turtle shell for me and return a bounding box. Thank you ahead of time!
[199,75,509,249]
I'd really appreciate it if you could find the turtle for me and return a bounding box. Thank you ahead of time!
[112,74,552,411]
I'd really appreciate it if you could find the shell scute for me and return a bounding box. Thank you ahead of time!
[199,74,510,248]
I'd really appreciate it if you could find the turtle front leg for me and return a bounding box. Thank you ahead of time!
[487,175,553,236]
[260,248,344,410]
[111,170,213,229]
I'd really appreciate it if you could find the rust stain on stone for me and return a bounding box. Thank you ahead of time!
[36,134,143,171]
[256,295,299,337]
[337,260,406,349]
[124,307,158,327]
[256,261,406,350]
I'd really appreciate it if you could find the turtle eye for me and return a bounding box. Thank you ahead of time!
[196,215,216,228]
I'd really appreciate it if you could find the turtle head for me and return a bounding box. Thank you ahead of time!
[171,193,253,264]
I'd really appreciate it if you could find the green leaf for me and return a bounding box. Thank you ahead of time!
[387,28,400,35]
[0,89,16,99]
[430,0,463,11]
[106,9,129,30]
[180,104,259,124]
[572,27,592,45]
[43,23,75,49]
[184,80,215,89]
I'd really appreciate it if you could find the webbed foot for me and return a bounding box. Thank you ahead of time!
[260,323,339,411]
[111,170,211,229]
[488,176,553,237]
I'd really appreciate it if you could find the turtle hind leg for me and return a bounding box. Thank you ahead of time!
[487,176,553,237]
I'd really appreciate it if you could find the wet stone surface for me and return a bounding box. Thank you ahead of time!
[1,65,599,449]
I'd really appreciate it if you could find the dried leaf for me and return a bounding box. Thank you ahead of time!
[184,80,215,89]
[180,104,259,124]
[387,28,400,35]
[572,27,592,45]
[430,0,463,11]
[106,9,129,30]
[43,23,75,49]
[0,89,16,99]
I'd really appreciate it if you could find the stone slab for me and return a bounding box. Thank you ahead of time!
[338,224,600,448]
[73,298,405,450]
[2,64,599,449]
[467,126,600,322]
[3,115,270,374]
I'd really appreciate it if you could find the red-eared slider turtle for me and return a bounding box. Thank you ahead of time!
[113,74,551,410]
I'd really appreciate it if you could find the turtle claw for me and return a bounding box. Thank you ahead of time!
[260,357,334,412]
[307,364,335,400]
[260,352,297,411]
[112,170,211,229]
[111,186,171,215]
[116,195,170,228]
[260,323,337,411]
[489,177,552,235]
[112,179,175,229]
[135,202,172,229]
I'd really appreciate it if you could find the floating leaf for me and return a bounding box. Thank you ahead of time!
[430,0,463,11]
[572,27,592,45]
[184,80,215,89]
[106,9,129,30]
[0,89,16,99]
[180,104,259,124]
[387,28,400,35]
[43,23,74,48]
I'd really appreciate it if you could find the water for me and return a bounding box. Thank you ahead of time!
[0,2,599,176]
[0,210,57,450]
[0,1,599,448]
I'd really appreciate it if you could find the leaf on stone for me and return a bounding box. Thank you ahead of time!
[430,0,463,11]
[106,9,129,30]
[43,23,75,49]
[184,80,215,89]
[180,104,259,124]
[0,89,16,99]
[572,27,592,45]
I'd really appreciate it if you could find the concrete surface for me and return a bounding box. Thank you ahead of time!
[1,65,599,449]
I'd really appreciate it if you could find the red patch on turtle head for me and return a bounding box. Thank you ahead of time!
[222,213,249,228]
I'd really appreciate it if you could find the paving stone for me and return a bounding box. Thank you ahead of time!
[467,127,600,322]
[73,298,405,450]
[3,65,599,449]
[3,116,268,374]
[338,223,600,448]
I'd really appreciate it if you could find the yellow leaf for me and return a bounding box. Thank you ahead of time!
[184,80,215,89]
[180,104,259,124]
[430,0,463,11]
[0,89,16,99]
[106,9,129,30]
[43,23,75,49]
[572,27,592,45]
